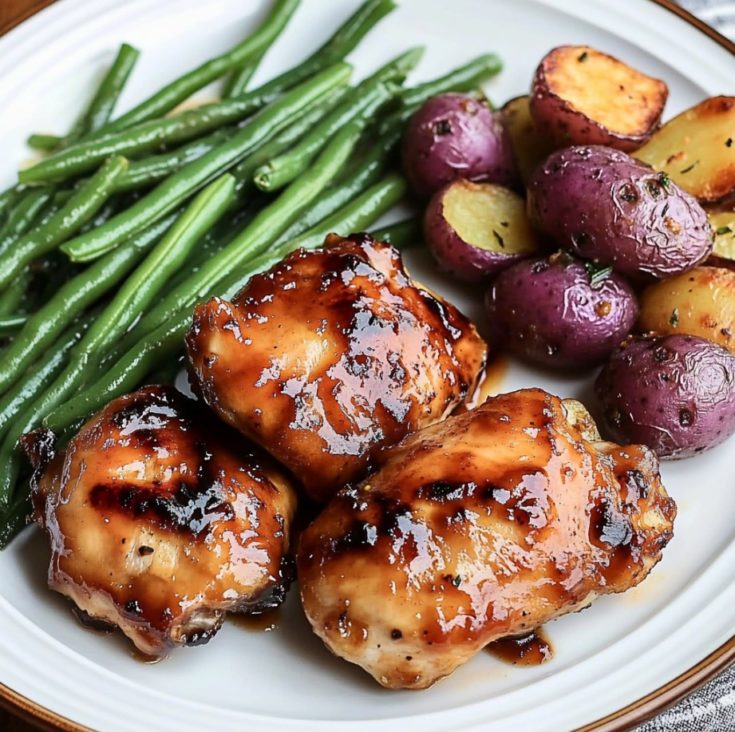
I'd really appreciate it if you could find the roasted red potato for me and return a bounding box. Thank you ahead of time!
[527,145,713,279]
[530,45,668,151]
[424,180,539,281]
[500,95,556,184]
[401,93,517,199]
[638,266,735,353]
[708,210,735,269]
[635,97,735,202]
[596,334,735,458]
[486,253,638,368]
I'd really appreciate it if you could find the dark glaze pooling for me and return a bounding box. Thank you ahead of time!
[230,607,281,633]
[30,385,297,657]
[298,388,676,689]
[186,234,487,502]
[488,629,553,666]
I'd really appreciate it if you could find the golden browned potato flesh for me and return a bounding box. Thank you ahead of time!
[27,385,297,657]
[531,45,668,151]
[298,388,676,689]
[638,266,735,353]
[500,95,556,183]
[635,96,735,202]
[186,234,487,503]
[709,210,735,267]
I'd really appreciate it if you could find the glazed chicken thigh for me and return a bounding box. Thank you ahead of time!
[27,385,297,657]
[298,388,676,689]
[186,233,487,502]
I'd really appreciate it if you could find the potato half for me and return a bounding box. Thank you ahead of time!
[424,180,539,281]
[500,95,556,184]
[530,45,668,151]
[635,97,735,202]
[638,266,735,353]
[708,210,735,269]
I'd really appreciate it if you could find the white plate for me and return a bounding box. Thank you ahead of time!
[1,1,734,730]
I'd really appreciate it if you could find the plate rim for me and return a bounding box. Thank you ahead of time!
[0,1,733,730]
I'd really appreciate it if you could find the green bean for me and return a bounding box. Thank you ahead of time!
[0,188,54,240]
[224,0,397,104]
[0,187,21,224]
[250,173,407,272]
[0,188,85,286]
[45,309,191,438]
[19,0,394,186]
[78,192,129,233]
[44,173,407,434]
[58,63,351,262]
[369,217,419,249]
[0,314,94,440]
[274,123,401,245]
[0,177,236,505]
[377,53,504,137]
[255,82,394,191]
[19,89,277,186]
[113,129,233,193]
[253,47,422,191]
[26,134,62,152]
[103,0,300,134]
[223,54,264,99]
[0,188,54,258]
[232,86,350,186]
[237,0,395,106]
[68,43,141,142]
[0,315,27,337]
[148,354,185,386]
[0,215,176,396]
[0,437,28,507]
[402,53,501,106]
[0,271,31,318]
[292,0,395,72]
[27,44,141,152]
[70,174,234,367]
[0,490,32,549]
[222,13,288,101]
[168,197,262,283]
[0,157,127,289]
[108,117,365,353]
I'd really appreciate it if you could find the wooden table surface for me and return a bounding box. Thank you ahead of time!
[0,0,54,35]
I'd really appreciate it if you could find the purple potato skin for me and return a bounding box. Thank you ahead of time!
[485,254,638,368]
[527,145,713,279]
[423,183,532,282]
[401,93,517,199]
[595,334,735,458]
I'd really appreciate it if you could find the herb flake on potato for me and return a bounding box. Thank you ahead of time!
[635,96,735,202]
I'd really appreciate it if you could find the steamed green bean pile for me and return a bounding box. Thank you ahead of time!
[0,0,502,544]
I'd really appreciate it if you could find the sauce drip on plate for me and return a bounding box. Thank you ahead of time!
[475,355,509,403]
[487,629,553,666]
[230,608,281,633]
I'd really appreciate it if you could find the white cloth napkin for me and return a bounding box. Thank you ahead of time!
[638,6,734,728]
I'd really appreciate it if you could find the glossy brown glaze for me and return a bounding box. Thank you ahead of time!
[27,385,297,658]
[298,388,676,689]
[487,628,553,666]
[186,233,487,502]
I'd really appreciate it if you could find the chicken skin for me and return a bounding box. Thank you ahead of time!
[298,388,676,689]
[186,233,487,502]
[26,385,297,657]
